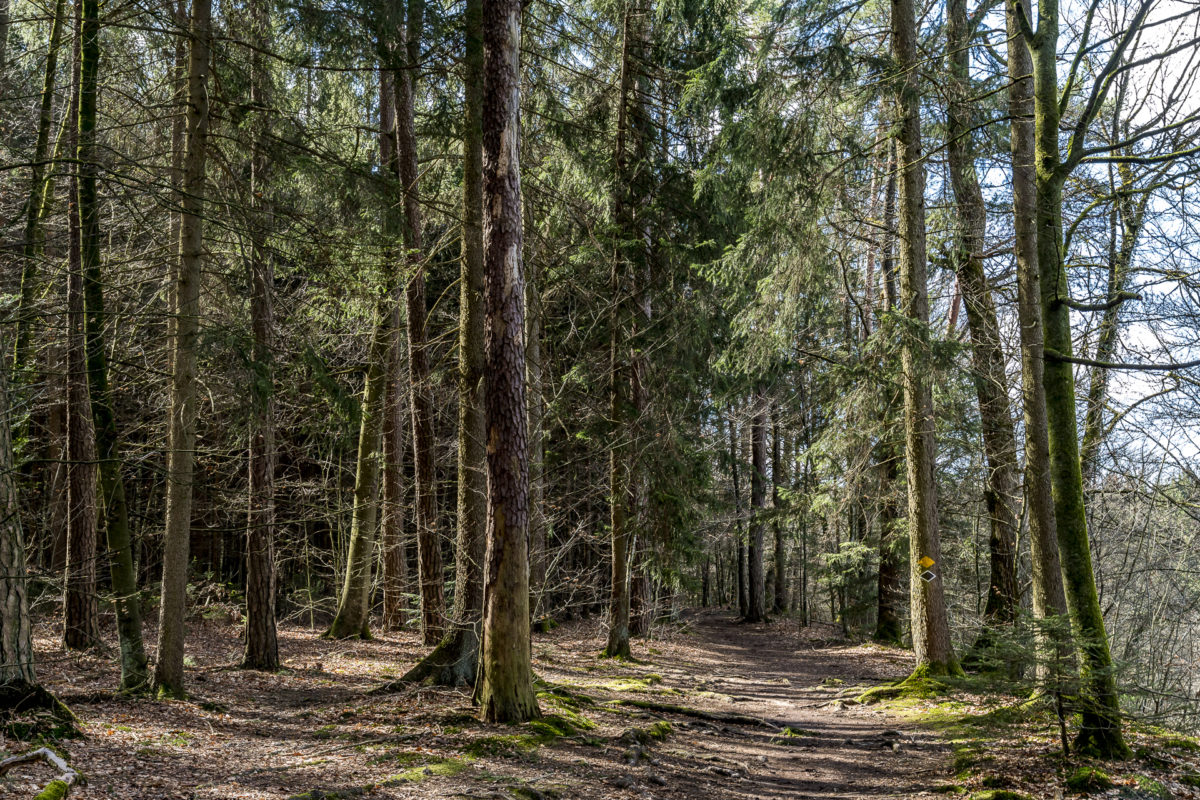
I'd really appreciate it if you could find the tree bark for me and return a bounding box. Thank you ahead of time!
[79,0,148,687]
[326,68,400,640]
[1005,0,1067,642]
[381,302,407,632]
[1028,0,1128,755]
[603,0,641,660]
[395,0,445,645]
[874,142,904,645]
[0,328,37,691]
[944,0,1020,642]
[154,0,212,698]
[14,0,66,372]
[476,0,540,721]
[63,2,100,654]
[242,0,278,669]
[771,409,787,614]
[746,396,767,622]
[891,0,958,675]
[401,0,486,683]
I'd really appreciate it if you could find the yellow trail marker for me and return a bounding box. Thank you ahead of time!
[918,556,936,570]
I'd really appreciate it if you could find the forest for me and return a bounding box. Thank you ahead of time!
[1,0,1200,794]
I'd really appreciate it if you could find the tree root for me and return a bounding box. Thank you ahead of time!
[0,747,80,799]
[609,698,774,728]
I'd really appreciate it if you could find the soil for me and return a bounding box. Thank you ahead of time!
[3,609,958,799]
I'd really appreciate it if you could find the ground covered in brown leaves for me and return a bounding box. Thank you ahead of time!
[3,609,1199,799]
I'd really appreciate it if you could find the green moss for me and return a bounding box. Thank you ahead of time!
[1130,775,1170,799]
[966,792,1033,800]
[1179,773,1200,787]
[596,674,667,693]
[779,726,816,737]
[1065,766,1113,793]
[1160,736,1200,752]
[856,672,950,705]
[388,758,469,783]
[312,725,338,740]
[932,784,966,795]
[367,750,425,767]
[34,779,70,800]
[980,775,1009,788]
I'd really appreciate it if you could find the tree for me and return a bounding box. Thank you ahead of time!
[326,67,402,641]
[944,0,1021,648]
[393,0,446,647]
[476,0,540,723]
[64,4,100,652]
[400,0,486,685]
[745,396,767,622]
[242,0,278,670]
[891,0,958,675]
[78,0,148,688]
[154,0,212,699]
[1003,0,1068,656]
[1,329,41,702]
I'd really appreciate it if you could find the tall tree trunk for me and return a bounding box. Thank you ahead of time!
[64,52,100,649]
[730,414,748,618]
[944,0,1020,644]
[746,396,767,622]
[14,0,66,373]
[242,0,278,670]
[527,254,547,619]
[326,68,400,640]
[396,0,445,645]
[874,143,904,645]
[476,0,540,721]
[772,408,787,614]
[77,0,148,683]
[0,328,38,692]
[1028,0,1128,756]
[1005,0,1067,645]
[401,0,485,684]
[154,0,211,698]
[603,0,640,660]
[892,0,958,675]
[381,303,407,632]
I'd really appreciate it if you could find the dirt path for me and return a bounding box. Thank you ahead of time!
[622,610,951,799]
[17,610,955,799]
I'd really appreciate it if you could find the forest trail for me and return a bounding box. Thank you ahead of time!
[25,610,957,799]
[626,610,951,799]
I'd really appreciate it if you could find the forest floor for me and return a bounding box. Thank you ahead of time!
[4,608,1200,799]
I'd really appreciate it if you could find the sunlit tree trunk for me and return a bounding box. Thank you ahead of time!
[892,0,958,674]
[1005,0,1067,644]
[1026,0,1128,755]
[944,0,1020,644]
[476,0,540,721]
[154,0,212,698]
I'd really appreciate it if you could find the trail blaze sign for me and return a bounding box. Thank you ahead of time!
[920,570,937,583]
[918,556,936,570]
